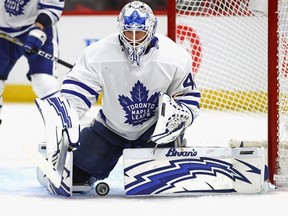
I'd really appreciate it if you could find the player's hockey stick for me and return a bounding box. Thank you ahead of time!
[0,33,73,69]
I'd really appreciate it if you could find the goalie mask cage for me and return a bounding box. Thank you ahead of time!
[167,0,288,185]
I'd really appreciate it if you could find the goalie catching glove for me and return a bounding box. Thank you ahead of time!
[35,97,80,164]
[150,92,193,145]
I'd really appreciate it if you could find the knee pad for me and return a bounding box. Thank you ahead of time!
[31,73,60,99]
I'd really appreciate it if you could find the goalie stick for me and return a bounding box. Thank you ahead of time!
[24,133,69,188]
[0,33,73,69]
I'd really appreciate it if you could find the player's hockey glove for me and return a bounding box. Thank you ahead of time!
[150,92,193,145]
[35,97,80,163]
[24,26,47,58]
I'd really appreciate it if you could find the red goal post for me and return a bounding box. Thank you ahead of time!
[167,0,286,185]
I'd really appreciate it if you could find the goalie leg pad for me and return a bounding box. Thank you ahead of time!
[123,147,268,196]
[48,150,73,197]
[35,97,80,159]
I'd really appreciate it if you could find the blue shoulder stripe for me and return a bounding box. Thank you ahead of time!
[63,79,99,98]
[60,89,92,108]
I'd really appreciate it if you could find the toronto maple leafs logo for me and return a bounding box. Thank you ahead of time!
[118,81,158,126]
[5,0,29,16]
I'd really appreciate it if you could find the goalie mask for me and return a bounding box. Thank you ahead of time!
[117,1,157,65]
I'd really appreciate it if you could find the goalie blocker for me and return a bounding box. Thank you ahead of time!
[123,147,269,196]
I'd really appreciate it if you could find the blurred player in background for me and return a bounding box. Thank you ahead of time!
[0,0,65,125]
[36,0,201,195]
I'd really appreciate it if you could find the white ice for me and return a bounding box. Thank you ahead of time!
[0,103,288,216]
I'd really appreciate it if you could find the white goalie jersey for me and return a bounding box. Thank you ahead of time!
[60,33,201,140]
[0,0,64,37]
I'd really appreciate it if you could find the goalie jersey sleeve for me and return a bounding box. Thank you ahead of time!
[60,33,201,140]
[0,0,64,36]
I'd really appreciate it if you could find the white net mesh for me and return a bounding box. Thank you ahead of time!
[176,0,267,114]
[174,0,288,179]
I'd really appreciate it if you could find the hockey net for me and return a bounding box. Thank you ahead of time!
[167,0,288,185]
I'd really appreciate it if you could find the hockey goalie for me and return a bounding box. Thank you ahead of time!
[29,1,270,197]
[33,92,270,197]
